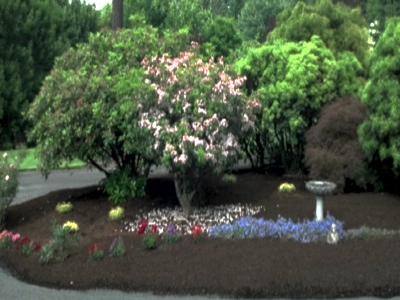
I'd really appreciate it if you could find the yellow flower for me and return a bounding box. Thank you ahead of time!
[63,221,79,232]
[109,206,125,221]
[56,202,73,213]
[278,182,296,193]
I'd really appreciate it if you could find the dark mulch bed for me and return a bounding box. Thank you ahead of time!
[1,170,400,298]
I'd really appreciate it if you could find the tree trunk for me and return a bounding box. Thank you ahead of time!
[173,176,196,217]
[112,0,123,30]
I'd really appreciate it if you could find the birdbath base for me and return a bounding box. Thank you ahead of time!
[305,181,336,221]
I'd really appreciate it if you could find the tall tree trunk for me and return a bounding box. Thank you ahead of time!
[112,0,123,30]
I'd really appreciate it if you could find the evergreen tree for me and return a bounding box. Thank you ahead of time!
[358,17,400,191]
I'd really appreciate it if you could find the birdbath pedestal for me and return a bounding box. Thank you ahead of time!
[305,181,336,221]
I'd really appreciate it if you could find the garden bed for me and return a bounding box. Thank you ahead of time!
[1,171,400,298]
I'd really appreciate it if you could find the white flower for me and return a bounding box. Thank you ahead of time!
[3,153,7,159]
[5,175,9,181]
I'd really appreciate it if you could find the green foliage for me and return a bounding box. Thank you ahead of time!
[0,0,99,148]
[28,23,188,186]
[366,0,400,43]
[142,232,158,250]
[102,168,146,203]
[201,16,242,61]
[358,17,400,191]
[336,51,366,97]
[238,0,296,42]
[109,237,125,257]
[0,153,18,230]
[268,0,369,65]
[203,0,247,19]
[39,223,79,264]
[101,0,210,42]
[304,96,369,193]
[236,36,338,172]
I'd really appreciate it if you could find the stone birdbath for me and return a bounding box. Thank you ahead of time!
[305,181,336,221]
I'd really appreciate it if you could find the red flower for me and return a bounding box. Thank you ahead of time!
[140,220,148,227]
[137,226,146,235]
[151,224,158,233]
[89,243,99,255]
[191,225,203,238]
[20,237,31,244]
[33,243,41,251]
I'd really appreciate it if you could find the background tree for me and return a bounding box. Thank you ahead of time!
[358,17,400,192]
[366,0,400,43]
[237,0,296,42]
[268,0,369,65]
[201,16,242,61]
[0,0,99,149]
[304,96,369,193]
[236,36,338,172]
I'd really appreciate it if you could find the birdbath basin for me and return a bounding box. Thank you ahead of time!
[305,181,336,221]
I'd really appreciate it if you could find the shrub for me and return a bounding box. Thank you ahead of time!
[102,169,146,203]
[139,45,260,216]
[304,95,369,193]
[0,153,18,230]
[142,232,157,250]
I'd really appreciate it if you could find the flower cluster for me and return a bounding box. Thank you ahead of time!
[62,221,79,233]
[208,215,345,243]
[0,230,41,255]
[137,220,158,235]
[278,183,296,193]
[138,45,260,213]
[109,206,125,221]
[55,202,73,214]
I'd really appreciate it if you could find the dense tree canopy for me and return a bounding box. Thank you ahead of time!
[268,0,369,65]
[366,0,400,43]
[27,21,190,185]
[236,36,338,171]
[0,0,99,149]
[358,17,400,190]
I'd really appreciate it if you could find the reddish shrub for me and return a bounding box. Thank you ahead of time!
[304,96,369,193]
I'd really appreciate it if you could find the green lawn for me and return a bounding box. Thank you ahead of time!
[1,148,86,171]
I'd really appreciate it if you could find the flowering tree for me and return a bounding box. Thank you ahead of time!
[139,44,260,216]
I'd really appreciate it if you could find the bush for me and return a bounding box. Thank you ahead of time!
[304,96,369,193]
[0,153,18,230]
[102,168,146,203]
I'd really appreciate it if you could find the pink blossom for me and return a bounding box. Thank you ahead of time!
[12,233,20,242]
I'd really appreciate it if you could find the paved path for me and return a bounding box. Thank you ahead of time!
[1,168,399,300]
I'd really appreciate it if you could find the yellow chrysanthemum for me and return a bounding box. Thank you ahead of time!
[63,221,79,232]
[278,182,296,193]
[109,206,125,221]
